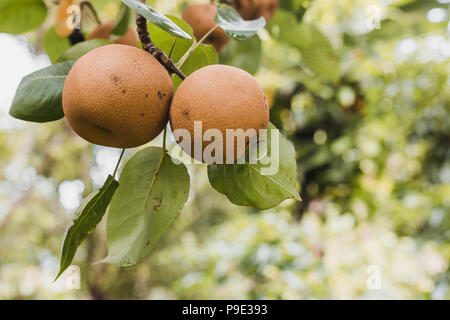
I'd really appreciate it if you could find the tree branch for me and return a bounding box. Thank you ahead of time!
[136,0,186,80]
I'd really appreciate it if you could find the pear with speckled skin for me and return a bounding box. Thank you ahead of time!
[169,65,269,163]
[63,44,173,148]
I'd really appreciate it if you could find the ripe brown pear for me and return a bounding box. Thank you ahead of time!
[63,44,173,148]
[169,65,269,163]
[87,21,139,47]
[232,0,279,22]
[182,3,230,52]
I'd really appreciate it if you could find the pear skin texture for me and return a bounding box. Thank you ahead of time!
[232,0,279,22]
[182,4,230,52]
[87,21,139,47]
[169,65,269,163]
[63,44,174,148]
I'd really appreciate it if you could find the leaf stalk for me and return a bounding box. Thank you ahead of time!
[176,25,218,69]
[113,148,126,178]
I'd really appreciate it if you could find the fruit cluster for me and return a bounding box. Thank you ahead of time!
[63,0,277,163]
[63,45,269,162]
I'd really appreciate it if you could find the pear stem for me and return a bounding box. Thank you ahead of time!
[113,148,126,179]
[168,39,177,59]
[162,126,167,152]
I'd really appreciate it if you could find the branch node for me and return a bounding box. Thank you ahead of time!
[135,1,186,80]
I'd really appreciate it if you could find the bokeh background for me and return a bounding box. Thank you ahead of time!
[0,0,449,299]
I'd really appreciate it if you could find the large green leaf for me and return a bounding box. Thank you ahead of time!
[9,60,76,123]
[56,175,119,280]
[112,2,131,36]
[220,34,262,74]
[57,39,113,62]
[44,27,71,64]
[0,0,47,34]
[103,147,190,267]
[122,0,192,40]
[147,16,218,89]
[208,123,301,209]
[215,4,266,40]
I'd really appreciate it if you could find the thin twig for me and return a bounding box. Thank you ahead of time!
[113,148,126,178]
[162,126,167,152]
[136,0,186,80]
[168,38,177,59]
[176,25,218,68]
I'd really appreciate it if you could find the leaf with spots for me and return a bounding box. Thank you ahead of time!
[102,147,190,267]
[56,175,119,280]
[208,123,301,209]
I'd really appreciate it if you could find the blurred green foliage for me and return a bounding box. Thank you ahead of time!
[0,0,448,299]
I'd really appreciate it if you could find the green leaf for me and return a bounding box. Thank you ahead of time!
[147,14,194,41]
[122,0,192,40]
[56,175,119,280]
[268,11,339,82]
[267,9,299,44]
[208,123,301,209]
[44,27,71,64]
[102,147,190,267]
[0,0,47,34]
[215,4,266,40]
[296,24,340,83]
[9,60,76,123]
[220,34,262,74]
[147,16,218,90]
[57,39,113,62]
[174,44,218,89]
[112,3,131,36]
[279,0,310,21]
